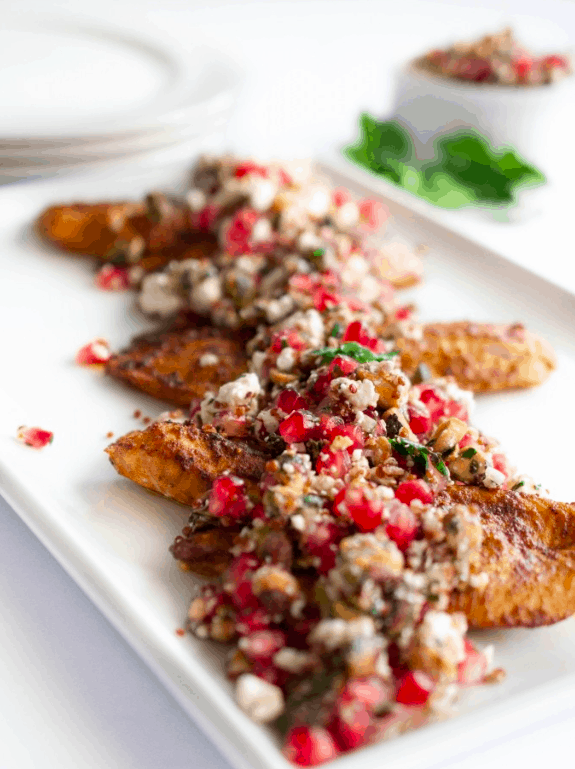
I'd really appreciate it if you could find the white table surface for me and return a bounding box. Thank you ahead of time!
[2,0,575,767]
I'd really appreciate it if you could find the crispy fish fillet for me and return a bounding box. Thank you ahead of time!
[36,199,218,272]
[397,321,556,392]
[106,325,249,406]
[105,421,269,506]
[443,486,575,628]
[106,320,556,407]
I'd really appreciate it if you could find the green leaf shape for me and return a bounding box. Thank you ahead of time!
[389,437,450,478]
[312,342,399,364]
[344,115,545,210]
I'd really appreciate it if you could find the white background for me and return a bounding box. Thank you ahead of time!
[1,0,575,767]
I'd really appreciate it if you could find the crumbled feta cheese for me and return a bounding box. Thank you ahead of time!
[483,466,506,489]
[189,275,222,314]
[290,514,305,531]
[186,188,207,212]
[257,409,279,434]
[265,295,296,323]
[334,201,359,229]
[138,273,185,317]
[276,346,297,371]
[250,179,277,211]
[251,217,273,243]
[298,230,324,252]
[199,353,219,367]
[330,377,378,411]
[273,647,312,674]
[235,674,284,723]
[303,186,330,218]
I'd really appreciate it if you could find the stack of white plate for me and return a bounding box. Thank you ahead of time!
[0,16,242,181]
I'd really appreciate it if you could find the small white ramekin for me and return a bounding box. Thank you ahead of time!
[391,60,574,168]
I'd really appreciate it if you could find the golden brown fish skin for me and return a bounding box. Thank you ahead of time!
[105,421,269,507]
[36,200,218,270]
[442,486,575,628]
[106,326,249,406]
[398,321,556,392]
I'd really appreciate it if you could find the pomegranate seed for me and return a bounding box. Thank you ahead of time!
[303,519,340,574]
[459,433,473,449]
[458,639,487,686]
[329,700,371,750]
[234,162,268,179]
[332,187,352,207]
[328,356,357,378]
[418,387,447,421]
[208,476,248,518]
[491,453,508,479]
[513,56,532,79]
[318,413,344,437]
[224,209,259,256]
[358,199,388,230]
[334,487,382,532]
[395,480,434,505]
[271,330,306,353]
[444,400,468,421]
[385,501,417,551]
[315,449,350,479]
[313,288,342,312]
[283,726,339,767]
[225,554,259,610]
[342,676,392,710]
[456,57,492,82]
[16,426,54,449]
[408,408,432,436]
[395,671,434,706]
[75,338,111,365]
[308,373,331,401]
[95,264,131,291]
[329,423,364,453]
[343,320,370,346]
[279,411,318,444]
[395,305,412,321]
[239,630,286,660]
[276,389,309,415]
[542,54,568,69]
[236,608,270,636]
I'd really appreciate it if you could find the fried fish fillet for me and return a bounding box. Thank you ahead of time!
[105,421,269,506]
[443,486,575,628]
[397,321,556,392]
[106,325,249,405]
[106,320,556,408]
[36,199,218,272]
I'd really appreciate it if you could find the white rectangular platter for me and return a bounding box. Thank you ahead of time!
[2,160,575,769]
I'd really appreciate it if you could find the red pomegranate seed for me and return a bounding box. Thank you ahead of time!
[408,408,432,436]
[334,487,382,532]
[328,356,357,378]
[491,453,508,479]
[315,449,350,479]
[343,320,370,346]
[542,54,568,69]
[513,56,533,79]
[458,433,473,449]
[358,198,388,230]
[394,305,412,321]
[395,671,434,706]
[224,209,259,256]
[277,389,309,415]
[236,608,270,636]
[329,423,365,452]
[385,501,417,551]
[458,639,487,686]
[418,387,446,421]
[16,426,54,449]
[332,187,352,207]
[395,480,434,505]
[283,726,339,767]
[75,338,111,365]
[234,161,268,179]
[95,264,131,291]
[240,630,286,660]
[318,413,344,437]
[329,700,371,750]
[279,411,318,444]
[271,330,306,353]
[313,288,342,312]
[208,476,248,518]
[444,400,468,421]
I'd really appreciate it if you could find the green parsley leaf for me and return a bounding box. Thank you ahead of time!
[312,342,399,364]
[312,248,325,258]
[511,481,525,491]
[389,437,450,478]
[461,447,477,459]
[329,323,342,338]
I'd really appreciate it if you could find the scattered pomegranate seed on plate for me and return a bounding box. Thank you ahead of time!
[16,426,54,449]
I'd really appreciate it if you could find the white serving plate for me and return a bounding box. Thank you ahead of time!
[2,162,575,769]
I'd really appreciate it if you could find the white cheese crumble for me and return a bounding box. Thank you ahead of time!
[199,353,219,367]
[138,273,185,317]
[483,466,506,489]
[235,674,284,723]
[330,377,378,411]
[276,346,297,371]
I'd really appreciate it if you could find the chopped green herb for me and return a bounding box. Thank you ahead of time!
[281,339,288,349]
[511,481,525,491]
[389,437,450,478]
[312,342,399,364]
[461,447,477,459]
[329,323,342,338]
[312,248,325,258]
